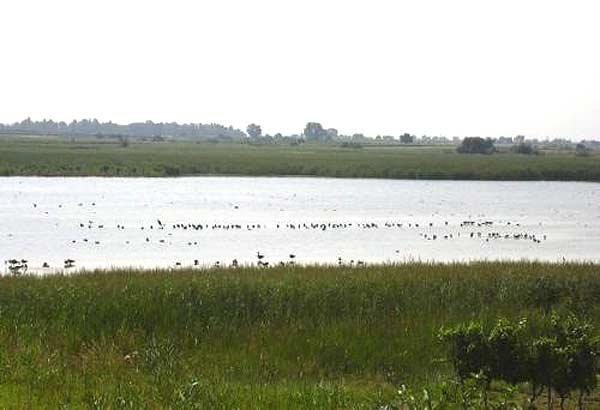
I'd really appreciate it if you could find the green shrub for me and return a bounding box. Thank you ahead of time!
[439,322,492,383]
[511,143,538,155]
[440,314,600,410]
[488,318,528,385]
[457,137,495,155]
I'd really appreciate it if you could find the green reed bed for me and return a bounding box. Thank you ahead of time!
[0,262,599,408]
[1,138,600,181]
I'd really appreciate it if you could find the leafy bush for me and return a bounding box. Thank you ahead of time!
[457,137,495,154]
[511,143,538,155]
[163,165,181,176]
[440,314,600,410]
[439,322,492,384]
[575,143,591,157]
[339,142,363,149]
[488,319,528,385]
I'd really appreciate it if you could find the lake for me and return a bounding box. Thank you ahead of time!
[1,176,599,272]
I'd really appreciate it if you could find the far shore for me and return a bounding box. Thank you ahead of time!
[1,138,600,182]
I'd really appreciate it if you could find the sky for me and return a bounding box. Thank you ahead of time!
[0,0,599,139]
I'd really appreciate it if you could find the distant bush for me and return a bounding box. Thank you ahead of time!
[457,137,495,154]
[575,143,591,157]
[339,142,363,149]
[118,135,130,148]
[511,142,538,155]
[163,166,180,176]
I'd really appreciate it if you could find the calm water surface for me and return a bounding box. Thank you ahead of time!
[1,177,599,272]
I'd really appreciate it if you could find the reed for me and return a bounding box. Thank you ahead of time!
[0,262,599,407]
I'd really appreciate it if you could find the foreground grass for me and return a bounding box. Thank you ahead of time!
[0,262,599,408]
[1,138,600,181]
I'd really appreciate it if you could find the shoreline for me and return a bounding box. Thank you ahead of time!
[2,173,600,184]
[4,260,599,277]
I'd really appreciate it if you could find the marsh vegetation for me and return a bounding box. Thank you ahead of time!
[0,262,599,408]
[1,138,599,181]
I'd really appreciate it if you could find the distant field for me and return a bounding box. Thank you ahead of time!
[0,262,599,408]
[1,136,599,181]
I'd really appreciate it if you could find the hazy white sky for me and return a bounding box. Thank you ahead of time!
[1,0,599,139]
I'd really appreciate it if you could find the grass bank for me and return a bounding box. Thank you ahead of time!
[0,262,599,408]
[1,138,600,181]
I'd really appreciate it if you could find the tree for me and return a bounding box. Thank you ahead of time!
[246,124,262,138]
[457,137,495,154]
[304,122,326,141]
[400,133,414,144]
[326,128,338,139]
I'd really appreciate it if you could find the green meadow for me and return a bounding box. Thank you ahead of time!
[1,137,600,180]
[0,262,599,408]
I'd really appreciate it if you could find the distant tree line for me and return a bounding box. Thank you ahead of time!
[244,121,418,144]
[2,118,597,152]
[0,118,246,140]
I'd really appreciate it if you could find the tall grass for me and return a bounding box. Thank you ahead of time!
[0,262,599,407]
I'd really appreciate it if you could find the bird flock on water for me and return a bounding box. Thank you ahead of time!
[2,201,551,274]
